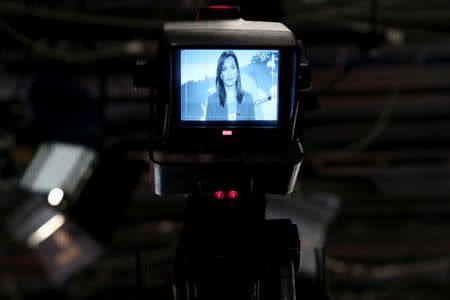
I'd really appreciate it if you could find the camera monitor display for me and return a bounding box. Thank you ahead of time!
[180,49,280,122]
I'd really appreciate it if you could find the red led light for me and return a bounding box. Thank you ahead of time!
[214,191,225,199]
[222,130,233,136]
[207,5,234,10]
[228,190,238,199]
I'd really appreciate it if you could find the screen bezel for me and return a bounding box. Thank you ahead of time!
[164,46,297,149]
[172,46,296,129]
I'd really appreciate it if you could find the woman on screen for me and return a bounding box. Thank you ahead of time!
[206,50,255,121]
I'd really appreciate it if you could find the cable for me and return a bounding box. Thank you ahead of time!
[0,18,131,63]
[321,86,399,158]
[1,2,449,40]
[284,13,450,41]
[0,2,449,43]
[306,40,399,158]
[0,18,35,50]
[326,256,450,280]
[0,2,160,30]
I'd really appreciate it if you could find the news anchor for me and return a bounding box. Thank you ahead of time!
[206,50,255,121]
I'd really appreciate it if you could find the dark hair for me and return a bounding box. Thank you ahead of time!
[216,50,244,107]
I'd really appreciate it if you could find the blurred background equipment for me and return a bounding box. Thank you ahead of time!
[20,143,95,203]
[0,0,450,299]
[5,199,102,285]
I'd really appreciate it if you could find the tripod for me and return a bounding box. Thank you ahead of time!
[173,186,300,300]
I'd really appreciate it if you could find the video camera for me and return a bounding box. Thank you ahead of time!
[135,17,311,196]
[134,6,311,300]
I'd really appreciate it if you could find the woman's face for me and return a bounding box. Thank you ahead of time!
[220,56,238,87]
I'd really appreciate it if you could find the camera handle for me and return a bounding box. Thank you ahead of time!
[173,192,300,300]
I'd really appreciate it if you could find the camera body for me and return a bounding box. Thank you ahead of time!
[138,19,311,195]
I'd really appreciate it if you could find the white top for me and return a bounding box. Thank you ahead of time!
[228,112,237,121]
[226,97,237,121]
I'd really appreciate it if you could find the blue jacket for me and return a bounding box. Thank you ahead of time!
[206,91,255,121]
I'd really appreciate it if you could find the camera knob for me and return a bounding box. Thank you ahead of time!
[133,61,151,89]
[297,59,311,91]
[297,40,312,92]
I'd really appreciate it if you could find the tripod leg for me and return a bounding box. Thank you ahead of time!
[174,280,197,300]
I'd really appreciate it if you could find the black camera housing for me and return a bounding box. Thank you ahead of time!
[137,19,311,195]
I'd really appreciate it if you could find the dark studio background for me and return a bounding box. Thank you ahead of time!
[0,1,450,299]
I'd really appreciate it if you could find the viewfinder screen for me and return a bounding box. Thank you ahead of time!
[180,49,280,122]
